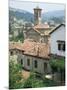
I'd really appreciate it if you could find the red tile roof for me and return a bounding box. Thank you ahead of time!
[9,39,50,59]
[33,28,52,36]
[9,42,23,51]
[34,24,50,29]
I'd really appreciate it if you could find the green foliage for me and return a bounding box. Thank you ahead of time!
[10,31,24,42]
[9,61,23,89]
[9,59,62,89]
[16,32,24,42]
[50,58,65,70]
[23,72,58,88]
[9,9,34,23]
[43,78,58,87]
[23,72,35,88]
[50,58,65,84]
[9,63,59,89]
[23,72,44,88]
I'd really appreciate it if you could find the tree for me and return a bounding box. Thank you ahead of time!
[10,31,24,42]
[50,58,65,85]
[9,61,23,89]
[50,59,58,80]
[9,22,12,34]
[23,72,44,88]
[17,31,24,42]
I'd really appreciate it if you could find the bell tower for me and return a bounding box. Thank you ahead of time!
[34,6,42,25]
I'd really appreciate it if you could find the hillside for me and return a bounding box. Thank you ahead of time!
[42,10,65,23]
[9,7,65,24]
[9,7,34,23]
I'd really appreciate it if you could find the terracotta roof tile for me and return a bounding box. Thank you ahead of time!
[9,39,50,59]
[33,28,52,36]
[34,24,50,29]
[9,42,23,51]
[22,39,50,59]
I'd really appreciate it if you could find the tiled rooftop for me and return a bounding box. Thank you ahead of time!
[9,42,23,51]
[9,39,50,59]
[34,23,50,29]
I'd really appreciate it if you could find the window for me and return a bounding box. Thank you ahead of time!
[21,59,23,65]
[57,41,65,51]
[27,59,30,66]
[63,43,65,51]
[58,43,61,50]
[10,51,13,55]
[16,50,18,54]
[34,60,38,68]
[44,63,47,72]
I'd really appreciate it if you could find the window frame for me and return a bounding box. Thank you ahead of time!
[34,60,38,68]
[57,41,65,51]
[21,59,23,65]
[44,62,47,72]
[27,59,30,66]
[10,51,13,55]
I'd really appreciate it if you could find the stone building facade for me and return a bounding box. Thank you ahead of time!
[9,40,51,74]
[23,6,52,43]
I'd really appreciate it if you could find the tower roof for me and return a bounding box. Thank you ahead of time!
[34,6,42,10]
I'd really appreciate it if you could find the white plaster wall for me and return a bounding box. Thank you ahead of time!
[50,26,65,56]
